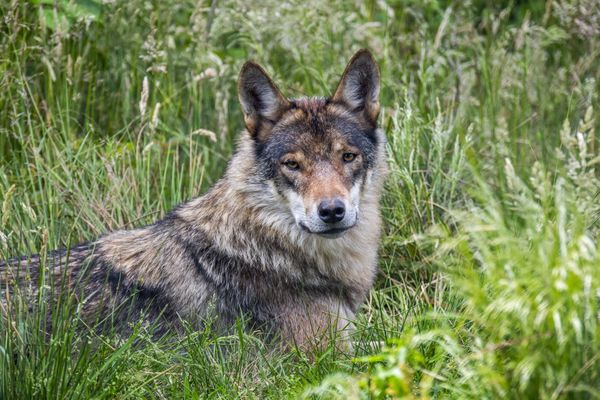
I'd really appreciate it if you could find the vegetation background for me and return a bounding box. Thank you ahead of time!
[1,0,600,398]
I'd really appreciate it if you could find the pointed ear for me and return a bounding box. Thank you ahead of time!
[332,49,380,126]
[238,61,290,140]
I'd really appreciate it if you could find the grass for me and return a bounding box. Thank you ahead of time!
[1,0,600,398]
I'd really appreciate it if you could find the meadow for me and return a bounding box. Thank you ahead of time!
[1,0,600,398]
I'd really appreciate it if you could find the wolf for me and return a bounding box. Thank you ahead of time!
[0,49,387,349]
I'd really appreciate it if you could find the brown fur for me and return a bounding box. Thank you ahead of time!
[0,49,387,350]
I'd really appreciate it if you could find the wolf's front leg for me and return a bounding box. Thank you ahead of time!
[276,296,355,352]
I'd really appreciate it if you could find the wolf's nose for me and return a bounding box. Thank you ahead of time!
[318,199,346,223]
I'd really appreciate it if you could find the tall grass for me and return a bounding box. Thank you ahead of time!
[1,0,599,398]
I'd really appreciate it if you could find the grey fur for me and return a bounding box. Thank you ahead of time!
[1,49,387,350]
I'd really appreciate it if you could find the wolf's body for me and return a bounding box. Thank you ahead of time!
[1,50,387,348]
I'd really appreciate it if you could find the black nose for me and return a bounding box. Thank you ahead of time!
[318,199,346,223]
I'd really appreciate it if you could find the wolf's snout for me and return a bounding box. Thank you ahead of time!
[317,199,346,223]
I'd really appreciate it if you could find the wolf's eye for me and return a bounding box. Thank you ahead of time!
[283,160,300,170]
[342,152,356,163]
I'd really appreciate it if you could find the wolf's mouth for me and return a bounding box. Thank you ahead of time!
[298,223,355,237]
[319,227,351,235]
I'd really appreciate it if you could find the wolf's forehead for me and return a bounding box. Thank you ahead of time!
[290,97,329,114]
[279,97,357,137]
[274,110,354,154]
[288,97,354,122]
[257,96,377,163]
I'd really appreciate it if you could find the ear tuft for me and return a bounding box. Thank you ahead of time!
[332,49,380,125]
[238,62,290,139]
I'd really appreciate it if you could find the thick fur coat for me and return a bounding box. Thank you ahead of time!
[1,49,387,349]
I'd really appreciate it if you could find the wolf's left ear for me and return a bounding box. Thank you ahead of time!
[332,49,380,126]
[238,61,291,140]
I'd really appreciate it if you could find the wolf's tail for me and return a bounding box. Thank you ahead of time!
[0,243,94,298]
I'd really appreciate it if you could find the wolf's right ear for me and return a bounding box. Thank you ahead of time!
[238,62,290,140]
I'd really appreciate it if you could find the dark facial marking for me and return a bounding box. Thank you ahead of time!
[253,98,378,186]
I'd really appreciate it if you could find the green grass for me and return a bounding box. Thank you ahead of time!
[1,0,600,398]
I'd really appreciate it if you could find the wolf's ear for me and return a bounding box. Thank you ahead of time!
[332,49,380,126]
[238,61,290,140]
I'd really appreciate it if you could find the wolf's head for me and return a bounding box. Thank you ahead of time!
[237,49,383,239]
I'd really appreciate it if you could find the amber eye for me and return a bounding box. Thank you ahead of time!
[283,160,300,170]
[342,152,356,163]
